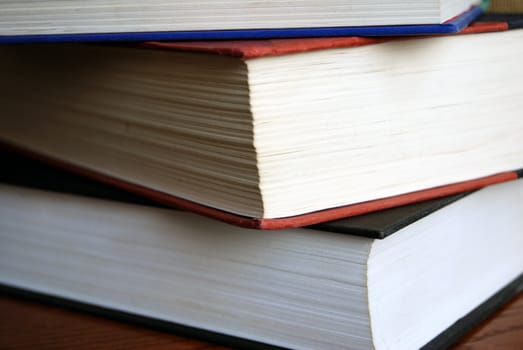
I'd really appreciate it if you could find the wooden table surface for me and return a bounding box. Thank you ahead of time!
[0,292,522,350]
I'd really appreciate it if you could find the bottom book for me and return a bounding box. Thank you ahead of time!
[0,178,522,349]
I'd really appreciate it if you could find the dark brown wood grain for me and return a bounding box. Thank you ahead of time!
[0,292,521,350]
[0,293,227,350]
[452,292,523,350]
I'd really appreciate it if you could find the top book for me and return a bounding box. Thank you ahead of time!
[1,16,522,229]
[0,0,483,42]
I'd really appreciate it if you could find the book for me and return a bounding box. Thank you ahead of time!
[0,164,522,350]
[488,0,523,13]
[1,17,522,229]
[0,1,484,43]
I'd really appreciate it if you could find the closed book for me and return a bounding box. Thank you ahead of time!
[1,15,522,229]
[0,1,485,43]
[1,153,522,350]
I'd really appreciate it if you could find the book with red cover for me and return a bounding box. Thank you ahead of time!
[1,15,522,229]
[2,147,522,239]
[2,142,521,229]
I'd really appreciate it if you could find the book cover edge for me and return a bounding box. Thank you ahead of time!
[1,141,520,230]
[143,12,508,60]
[309,192,471,239]
[422,273,523,349]
[0,5,483,45]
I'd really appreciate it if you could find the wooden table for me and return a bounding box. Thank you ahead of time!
[1,292,522,349]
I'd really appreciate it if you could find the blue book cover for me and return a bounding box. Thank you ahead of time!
[0,5,484,44]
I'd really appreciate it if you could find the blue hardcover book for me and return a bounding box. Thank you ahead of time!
[1,1,486,44]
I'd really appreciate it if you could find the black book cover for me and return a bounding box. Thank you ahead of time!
[480,13,523,28]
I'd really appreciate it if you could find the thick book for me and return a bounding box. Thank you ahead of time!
[0,164,522,350]
[0,1,484,43]
[1,16,522,229]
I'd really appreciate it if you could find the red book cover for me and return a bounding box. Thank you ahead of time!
[1,15,522,229]
[141,17,515,59]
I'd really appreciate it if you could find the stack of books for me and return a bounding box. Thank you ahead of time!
[1,1,522,349]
